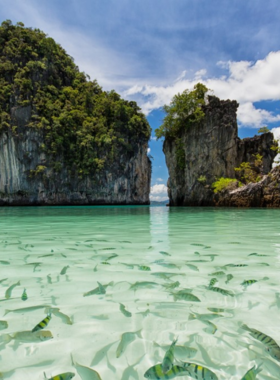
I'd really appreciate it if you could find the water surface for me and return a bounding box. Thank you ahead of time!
[0,206,280,379]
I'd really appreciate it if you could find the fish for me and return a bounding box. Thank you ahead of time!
[162,281,180,290]
[4,304,49,315]
[241,364,262,380]
[0,320,8,330]
[138,265,151,271]
[188,313,218,334]
[46,307,73,325]
[225,264,248,267]
[191,243,205,246]
[153,341,197,359]
[151,272,178,281]
[0,260,10,265]
[162,337,178,373]
[71,354,102,379]
[188,311,223,321]
[32,312,52,332]
[5,280,20,299]
[202,320,217,335]
[116,329,142,358]
[186,263,199,271]
[120,262,135,269]
[156,262,181,270]
[119,303,132,317]
[105,253,118,261]
[60,265,69,275]
[241,280,258,288]
[0,278,8,284]
[121,354,145,380]
[21,288,28,301]
[144,364,187,379]
[91,341,116,366]
[38,254,54,258]
[180,362,218,380]
[160,251,171,256]
[208,286,234,297]
[248,253,268,256]
[83,281,113,297]
[209,271,226,277]
[173,290,200,302]
[207,308,225,313]
[225,274,233,284]
[44,372,75,380]
[9,330,53,343]
[130,281,159,290]
[208,278,218,287]
[241,324,280,361]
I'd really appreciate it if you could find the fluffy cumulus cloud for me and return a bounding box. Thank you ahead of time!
[126,51,280,128]
[150,184,168,201]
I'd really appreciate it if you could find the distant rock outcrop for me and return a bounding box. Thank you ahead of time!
[163,95,279,207]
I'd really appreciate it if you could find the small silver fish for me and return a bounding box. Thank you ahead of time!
[71,354,101,379]
[116,330,142,358]
[5,280,20,299]
[83,281,113,297]
[119,303,132,317]
[60,265,69,275]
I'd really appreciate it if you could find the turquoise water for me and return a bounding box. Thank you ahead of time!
[0,206,280,379]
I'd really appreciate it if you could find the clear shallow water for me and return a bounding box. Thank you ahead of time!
[0,206,280,379]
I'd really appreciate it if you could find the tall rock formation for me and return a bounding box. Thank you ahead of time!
[0,21,151,205]
[163,95,278,206]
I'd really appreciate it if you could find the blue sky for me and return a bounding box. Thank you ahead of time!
[1,0,280,200]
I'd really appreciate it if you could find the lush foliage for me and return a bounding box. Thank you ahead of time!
[155,83,209,139]
[212,178,240,193]
[234,154,263,183]
[0,20,150,175]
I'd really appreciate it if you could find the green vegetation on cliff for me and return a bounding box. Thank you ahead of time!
[155,83,208,139]
[0,20,150,176]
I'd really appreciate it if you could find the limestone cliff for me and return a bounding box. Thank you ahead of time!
[0,21,151,205]
[163,95,278,207]
[0,120,150,205]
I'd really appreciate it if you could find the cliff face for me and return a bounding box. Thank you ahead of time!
[0,107,151,205]
[0,21,151,205]
[163,96,278,207]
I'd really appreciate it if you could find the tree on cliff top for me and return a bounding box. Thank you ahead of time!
[155,83,209,139]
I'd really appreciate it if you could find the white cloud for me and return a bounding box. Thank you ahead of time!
[156,178,163,182]
[126,51,280,127]
[150,184,168,201]
[147,147,151,154]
